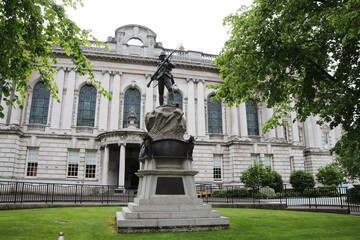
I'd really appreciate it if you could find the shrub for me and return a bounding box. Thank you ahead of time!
[212,188,249,198]
[290,170,315,190]
[316,163,345,186]
[240,162,284,192]
[259,186,276,198]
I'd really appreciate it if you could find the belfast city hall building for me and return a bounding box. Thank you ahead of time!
[0,24,341,188]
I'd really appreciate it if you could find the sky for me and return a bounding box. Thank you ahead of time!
[66,0,254,55]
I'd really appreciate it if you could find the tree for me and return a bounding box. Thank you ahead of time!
[211,1,360,179]
[316,163,345,186]
[240,162,283,192]
[0,0,110,119]
[290,170,315,190]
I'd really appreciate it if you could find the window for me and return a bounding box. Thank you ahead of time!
[26,149,39,176]
[85,151,97,179]
[246,100,259,136]
[29,82,50,124]
[68,150,79,177]
[213,155,222,181]
[123,89,141,128]
[322,132,330,149]
[264,155,273,169]
[77,85,97,127]
[167,92,183,110]
[251,154,259,166]
[207,96,222,134]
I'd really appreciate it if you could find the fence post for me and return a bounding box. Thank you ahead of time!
[74,185,77,204]
[14,182,18,204]
[20,182,25,203]
[339,187,343,209]
[45,183,49,204]
[101,186,104,204]
[51,184,55,203]
[345,187,351,214]
[80,185,83,204]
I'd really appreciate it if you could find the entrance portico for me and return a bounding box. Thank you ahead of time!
[97,130,144,188]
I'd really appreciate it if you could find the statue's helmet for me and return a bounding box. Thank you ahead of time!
[159,51,166,59]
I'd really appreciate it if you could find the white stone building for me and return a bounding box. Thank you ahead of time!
[0,25,341,188]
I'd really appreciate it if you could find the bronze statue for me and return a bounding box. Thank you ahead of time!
[147,47,180,106]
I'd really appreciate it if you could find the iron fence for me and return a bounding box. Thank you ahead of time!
[1,181,359,213]
[0,181,136,204]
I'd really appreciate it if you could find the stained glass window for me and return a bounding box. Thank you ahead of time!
[123,89,141,128]
[77,85,97,127]
[246,100,259,136]
[29,82,50,124]
[207,96,222,134]
[167,92,183,110]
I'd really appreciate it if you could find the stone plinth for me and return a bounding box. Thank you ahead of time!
[116,107,230,233]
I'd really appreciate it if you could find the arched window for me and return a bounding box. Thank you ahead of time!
[207,96,222,134]
[167,92,183,110]
[246,100,259,136]
[123,89,141,128]
[29,82,50,124]
[77,85,97,127]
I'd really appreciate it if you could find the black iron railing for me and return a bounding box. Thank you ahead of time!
[1,181,359,213]
[0,181,136,204]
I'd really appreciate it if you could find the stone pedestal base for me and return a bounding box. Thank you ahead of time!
[116,155,230,233]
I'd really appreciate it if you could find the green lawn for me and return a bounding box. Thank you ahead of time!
[0,207,359,240]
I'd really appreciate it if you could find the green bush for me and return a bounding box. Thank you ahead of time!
[290,170,315,190]
[212,188,249,198]
[259,186,276,198]
[240,162,284,192]
[316,164,345,186]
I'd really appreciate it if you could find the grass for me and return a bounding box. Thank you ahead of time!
[0,207,359,240]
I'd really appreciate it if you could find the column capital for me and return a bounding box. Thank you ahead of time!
[56,66,66,72]
[186,78,195,83]
[113,71,122,76]
[118,142,127,147]
[197,79,205,84]
[65,67,76,72]
[102,70,111,75]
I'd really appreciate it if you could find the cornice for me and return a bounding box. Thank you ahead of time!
[53,49,219,73]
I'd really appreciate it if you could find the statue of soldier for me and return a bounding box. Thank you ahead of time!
[148,51,176,106]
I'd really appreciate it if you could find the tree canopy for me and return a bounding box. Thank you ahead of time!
[212,0,360,179]
[0,0,110,119]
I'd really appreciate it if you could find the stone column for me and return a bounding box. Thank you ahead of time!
[110,71,121,130]
[265,107,276,139]
[231,106,239,136]
[118,143,126,187]
[290,102,300,142]
[51,67,65,129]
[304,117,315,148]
[196,79,206,137]
[312,116,322,148]
[102,145,109,185]
[276,126,284,139]
[145,74,154,113]
[239,103,248,137]
[98,71,110,131]
[187,78,196,136]
[62,68,76,129]
[9,90,22,126]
